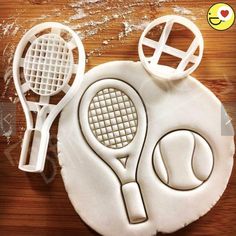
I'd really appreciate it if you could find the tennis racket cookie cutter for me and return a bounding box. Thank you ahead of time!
[13,22,85,173]
[138,15,204,80]
[79,79,148,224]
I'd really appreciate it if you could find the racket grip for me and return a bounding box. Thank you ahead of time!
[122,182,147,224]
[19,128,49,173]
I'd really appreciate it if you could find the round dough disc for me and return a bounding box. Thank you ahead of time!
[58,61,234,235]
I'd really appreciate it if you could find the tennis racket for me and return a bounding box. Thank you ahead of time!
[13,22,85,172]
[79,79,147,224]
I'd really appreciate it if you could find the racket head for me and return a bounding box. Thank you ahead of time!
[79,79,147,158]
[13,22,85,130]
[138,15,204,80]
[23,33,74,96]
[88,87,138,149]
[13,22,85,97]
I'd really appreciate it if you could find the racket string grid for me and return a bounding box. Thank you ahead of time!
[88,88,138,149]
[23,34,73,95]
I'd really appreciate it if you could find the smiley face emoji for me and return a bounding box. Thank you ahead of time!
[207,3,235,30]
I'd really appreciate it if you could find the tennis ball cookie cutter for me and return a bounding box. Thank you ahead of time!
[138,15,204,80]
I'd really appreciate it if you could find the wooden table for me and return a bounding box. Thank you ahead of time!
[0,0,235,235]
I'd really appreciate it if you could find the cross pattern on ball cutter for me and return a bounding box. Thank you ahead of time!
[79,79,148,224]
[138,15,204,80]
[153,130,214,190]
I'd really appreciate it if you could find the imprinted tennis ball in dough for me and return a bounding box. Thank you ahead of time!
[153,130,214,190]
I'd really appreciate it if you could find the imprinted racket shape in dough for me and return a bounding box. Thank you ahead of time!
[79,79,147,224]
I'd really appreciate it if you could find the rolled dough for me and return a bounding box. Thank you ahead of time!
[58,61,234,235]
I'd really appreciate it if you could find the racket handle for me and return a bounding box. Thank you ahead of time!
[122,182,147,224]
[19,128,49,173]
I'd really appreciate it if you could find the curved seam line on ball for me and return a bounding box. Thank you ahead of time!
[190,132,203,183]
[159,140,170,185]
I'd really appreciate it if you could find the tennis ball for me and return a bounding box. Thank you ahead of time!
[153,130,213,190]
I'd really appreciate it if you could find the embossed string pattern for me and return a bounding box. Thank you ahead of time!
[24,34,73,95]
[88,88,138,149]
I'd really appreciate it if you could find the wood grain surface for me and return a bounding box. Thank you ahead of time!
[0,0,235,235]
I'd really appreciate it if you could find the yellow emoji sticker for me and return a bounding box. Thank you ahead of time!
[207,3,235,30]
